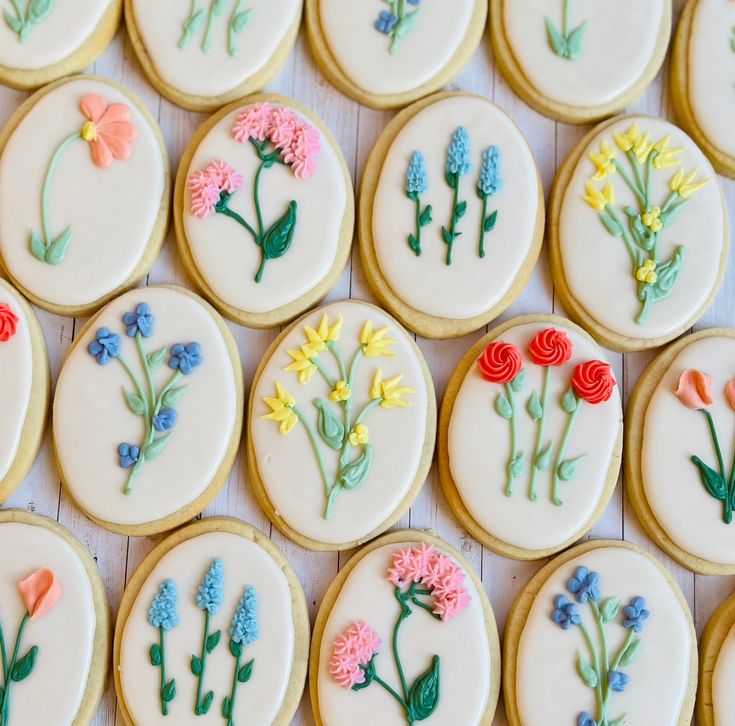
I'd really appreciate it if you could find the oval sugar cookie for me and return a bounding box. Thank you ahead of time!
[174,94,353,328]
[439,315,622,560]
[53,285,243,536]
[550,114,728,352]
[359,92,544,338]
[310,530,500,725]
[504,539,697,726]
[247,299,436,550]
[114,517,309,726]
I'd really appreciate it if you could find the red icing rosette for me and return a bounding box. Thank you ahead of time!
[0,303,18,342]
[477,342,522,384]
[528,328,573,367]
[571,360,616,404]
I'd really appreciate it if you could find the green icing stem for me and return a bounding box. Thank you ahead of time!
[601,628,635,718]
[604,204,640,271]
[612,159,646,208]
[504,382,519,497]
[528,366,551,502]
[292,404,332,499]
[590,601,610,702]
[312,358,336,389]
[551,402,582,506]
[577,619,605,722]
[202,0,225,53]
[224,649,242,726]
[193,610,212,715]
[444,176,460,266]
[0,612,31,725]
[157,626,169,716]
[478,194,488,259]
[339,349,364,468]
[41,131,80,242]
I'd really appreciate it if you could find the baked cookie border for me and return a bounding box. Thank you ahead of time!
[308,528,501,726]
[112,515,310,726]
[502,538,698,726]
[124,0,304,112]
[358,91,545,339]
[438,314,623,561]
[173,92,355,329]
[490,0,673,125]
[548,113,730,353]
[51,284,244,537]
[246,299,437,551]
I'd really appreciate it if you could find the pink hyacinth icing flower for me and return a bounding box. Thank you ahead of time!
[79,94,137,170]
[386,544,471,622]
[329,621,382,688]
[188,161,245,218]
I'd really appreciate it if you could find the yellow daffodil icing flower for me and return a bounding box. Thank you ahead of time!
[371,368,416,409]
[589,140,617,181]
[670,167,710,199]
[612,122,654,164]
[302,313,343,357]
[330,380,351,402]
[582,181,615,211]
[262,382,299,435]
[285,346,318,384]
[652,135,685,170]
[348,424,369,446]
[360,320,396,357]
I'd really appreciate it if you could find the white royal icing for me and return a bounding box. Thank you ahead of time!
[559,115,724,341]
[0,521,96,726]
[713,618,735,725]
[516,547,692,724]
[131,0,301,98]
[0,78,165,309]
[0,282,33,483]
[502,0,666,108]
[688,0,735,159]
[119,531,295,725]
[448,321,621,552]
[183,102,348,316]
[249,301,430,546]
[53,286,238,526]
[371,95,541,321]
[317,541,492,725]
[318,0,475,96]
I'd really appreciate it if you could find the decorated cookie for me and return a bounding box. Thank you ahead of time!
[125,0,302,112]
[247,299,435,550]
[174,94,353,328]
[305,0,487,109]
[439,315,622,560]
[114,517,309,726]
[491,0,672,124]
[549,114,728,352]
[504,539,697,726]
[0,510,109,726]
[359,92,544,338]
[625,328,735,574]
[310,530,501,725]
[0,75,170,318]
[0,278,49,503]
[53,285,243,536]
[0,0,121,90]
[671,0,735,178]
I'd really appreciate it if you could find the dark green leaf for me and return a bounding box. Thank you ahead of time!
[455,201,467,218]
[544,17,567,57]
[419,205,433,226]
[561,387,579,413]
[445,170,457,188]
[161,385,189,406]
[407,190,418,202]
[509,369,525,393]
[29,230,47,261]
[229,639,243,658]
[123,389,147,416]
[28,0,53,23]
[262,201,297,260]
[144,433,173,461]
[599,210,623,237]
[191,654,202,676]
[314,398,345,450]
[566,22,587,59]
[619,637,642,667]
[691,455,728,501]
[601,597,621,622]
[352,655,376,691]
[337,445,374,490]
[11,646,37,682]
[495,393,513,420]
[534,441,553,471]
[526,390,542,420]
[509,452,526,479]
[238,658,254,683]
[45,227,72,265]
[576,652,598,688]
[558,455,586,482]
[206,630,221,653]
[221,696,232,719]
[4,9,23,34]
[408,655,440,721]
[149,643,162,666]
[147,347,168,369]
[484,210,498,233]
[408,233,420,254]
[441,227,454,244]
[162,679,176,703]
[231,8,252,32]
[201,690,214,714]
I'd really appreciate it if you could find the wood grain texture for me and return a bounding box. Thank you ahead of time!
[0,0,731,723]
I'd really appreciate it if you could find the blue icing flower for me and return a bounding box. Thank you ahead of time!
[406,151,428,195]
[123,303,154,338]
[407,0,420,4]
[478,146,502,197]
[622,596,650,632]
[446,126,471,177]
[148,580,179,630]
[375,9,398,34]
[577,713,598,726]
[551,594,580,630]
[230,585,259,646]
[153,407,178,432]
[88,327,121,365]
[196,558,224,614]
[608,670,630,693]
[169,342,203,375]
[567,566,601,604]
[118,443,140,469]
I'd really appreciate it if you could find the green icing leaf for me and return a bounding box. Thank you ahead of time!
[419,205,433,227]
[526,390,542,420]
[314,398,345,450]
[4,9,23,34]
[123,389,147,416]
[557,455,586,482]
[229,639,243,658]
[445,170,457,189]
[561,387,579,414]
[144,433,172,461]
[262,201,297,260]
[609,716,626,726]
[455,201,467,219]
[337,445,374,491]
[509,369,525,393]
[691,455,728,501]
[206,630,221,653]
[484,210,498,233]
[576,652,598,689]
[11,646,37,682]
[45,226,72,265]
[509,452,526,479]
[184,8,206,34]
[408,233,419,255]
[149,643,162,666]
[534,441,553,471]
[393,9,420,41]
[191,654,203,676]
[161,385,189,406]
[29,230,47,261]
[28,0,53,23]
[231,8,252,32]
[162,679,176,703]
[599,210,623,237]
[352,655,376,691]
[566,22,587,59]
[441,227,454,244]
[641,246,685,306]
[619,637,642,667]
[201,689,214,714]
[495,393,513,420]
[544,17,567,57]
[147,347,168,369]
[221,695,232,719]
[407,655,440,722]
[601,596,621,622]
[238,658,254,683]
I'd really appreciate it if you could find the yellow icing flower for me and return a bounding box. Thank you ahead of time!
[631,132,653,165]
[360,321,395,357]
[371,368,415,409]
[330,380,351,402]
[582,181,615,211]
[302,314,343,357]
[613,123,643,152]
[589,140,617,181]
[670,167,710,199]
[262,382,299,435]
[652,135,684,170]
[285,346,318,384]
[635,259,657,284]
[642,206,663,233]
[349,424,369,446]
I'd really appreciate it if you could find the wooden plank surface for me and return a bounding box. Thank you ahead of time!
[1,0,731,723]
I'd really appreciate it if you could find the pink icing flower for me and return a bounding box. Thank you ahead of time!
[675,369,713,410]
[79,94,137,170]
[330,621,382,688]
[18,569,61,620]
[188,161,244,219]
[232,103,275,142]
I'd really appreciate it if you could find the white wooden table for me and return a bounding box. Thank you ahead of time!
[0,1,731,723]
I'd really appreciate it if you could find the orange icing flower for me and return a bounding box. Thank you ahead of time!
[675,369,713,410]
[726,379,735,411]
[18,569,61,619]
[79,94,137,170]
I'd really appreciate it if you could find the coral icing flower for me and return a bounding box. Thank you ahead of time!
[571,360,616,405]
[0,303,19,342]
[726,379,735,411]
[189,161,245,219]
[675,369,713,410]
[477,342,522,384]
[18,569,61,619]
[330,621,382,688]
[79,94,137,170]
[528,328,573,367]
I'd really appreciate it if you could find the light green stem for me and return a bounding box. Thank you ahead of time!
[552,403,582,506]
[390,0,407,54]
[601,629,635,718]
[591,601,610,697]
[504,382,519,497]
[178,0,199,48]
[40,131,81,245]
[292,405,332,499]
[605,205,640,270]
[312,358,336,390]
[563,0,571,35]
[612,159,646,208]
[528,367,551,501]
[202,0,220,52]
[227,0,248,56]
[578,621,605,723]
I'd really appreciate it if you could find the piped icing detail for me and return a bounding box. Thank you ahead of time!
[3,0,55,42]
[0,303,19,342]
[374,0,422,55]
[544,0,587,61]
[178,0,253,57]
[148,580,180,715]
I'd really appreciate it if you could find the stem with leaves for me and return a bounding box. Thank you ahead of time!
[527,367,553,502]
[0,613,36,726]
[221,640,254,726]
[494,372,526,497]
[544,0,587,60]
[3,0,55,42]
[191,611,221,715]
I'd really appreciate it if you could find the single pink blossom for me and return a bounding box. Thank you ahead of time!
[330,621,382,688]
[675,369,713,410]
[268,108,299,150]
[284,121,321,179]
[232,103,275,142]
[205,160,244,192]
[188,161,244,218]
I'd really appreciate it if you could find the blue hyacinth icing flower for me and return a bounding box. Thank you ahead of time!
[230,586,259,646]
[123,303,154,338]
[196,558,225,614]
[118,443,141,469]
[622,596,650,632]
[153,407,178,432]
[148,580,180,630]
[608,670,629,693]
[446,126,471,176]
[406,151,428,195]
[551,594,581,630]
[375,9,398,33]
[567,566,601,603]
[169,342,203,375]
[88,327,121,365]
[577,713,598,726]
[478,146,502,197]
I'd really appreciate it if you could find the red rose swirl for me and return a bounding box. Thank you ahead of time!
[0,303,19,342]
[528,328,573,367]
[477,342,522,384]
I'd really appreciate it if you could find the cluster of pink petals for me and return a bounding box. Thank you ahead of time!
[329,621,382,689]
[188,160,244,218]
[231,102,320,179]
[387,543,471,622]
